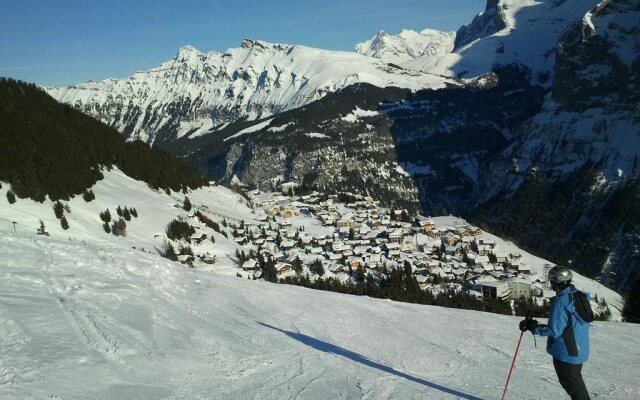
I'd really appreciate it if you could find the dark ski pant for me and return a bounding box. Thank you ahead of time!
[553,358,590,400]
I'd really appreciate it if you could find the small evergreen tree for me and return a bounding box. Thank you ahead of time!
[164,241,178,261]
[122,207,131,221]
[116,205,123,216]
[64,203,71,213]
[292,256,303,274]
[99,209,112,223]
[130,208,138,218]
[102,222,111,233]
[82,189,95,202]
[60,216,69,230]
[183,196,192,211]
[37,220,48,235]
[166,219,196,241]
[6,190,16,204]
[309,259,325,276]
[53,201,64,219]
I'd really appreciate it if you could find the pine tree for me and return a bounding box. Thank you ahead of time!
[6,190,16,204]
[103,222,111,233]
[60,216,69,230]
[122,207,131,221]
[622,278,640,323]
[183,196,192,211]
[99,209,112,223]
[82,189,95,202]
[164,241,178,261]
[292,256,303,274]
[130,208,138,218]
[53,201,64,219]
[37,220,48,235]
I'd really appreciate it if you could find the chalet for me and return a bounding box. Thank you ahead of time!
[275,262,292,275]
[178,254,195,266]
[441,233,460,247]
[329,264,345,274]
[476,255,490,267]
[242,259,259,271]
[416,275,429,285]
[427,228,447,239]
[190,233,208,244]
[388,229,403,243]
[517,264,531,275]
[348,257,364,269]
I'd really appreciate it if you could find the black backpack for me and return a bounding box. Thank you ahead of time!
[571,290,594,323]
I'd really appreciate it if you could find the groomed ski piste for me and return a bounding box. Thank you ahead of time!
[1,170,639,399]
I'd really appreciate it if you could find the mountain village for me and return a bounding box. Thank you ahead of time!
[177,183,555,304]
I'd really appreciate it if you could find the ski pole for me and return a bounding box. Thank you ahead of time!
[501,331,524,400]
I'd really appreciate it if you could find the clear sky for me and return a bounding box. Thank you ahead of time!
[0,0,485,87]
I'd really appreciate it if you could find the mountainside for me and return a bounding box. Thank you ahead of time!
[354,29,456,64]
[403,0,603,79]
[45,40,454,145]
[0,78,205,201]
[179,0,640,294]
[2,228,638,399]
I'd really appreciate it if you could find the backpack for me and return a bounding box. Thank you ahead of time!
[571,290,594,323]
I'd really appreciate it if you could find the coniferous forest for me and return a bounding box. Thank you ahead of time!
[0,78,206,202]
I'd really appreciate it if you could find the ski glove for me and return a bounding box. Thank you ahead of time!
[519,318,539,333]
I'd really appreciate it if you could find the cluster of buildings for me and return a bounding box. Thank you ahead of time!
[227,188,548,302]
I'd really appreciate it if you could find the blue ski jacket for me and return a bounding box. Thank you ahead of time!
[533,286,590,364]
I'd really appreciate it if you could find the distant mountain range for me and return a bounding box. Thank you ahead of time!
[41,0,640,294]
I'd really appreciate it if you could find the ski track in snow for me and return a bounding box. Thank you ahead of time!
[0,230,639,399]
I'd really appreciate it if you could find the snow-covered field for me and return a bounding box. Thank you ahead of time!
[1,229,639,400]
[0,169,636,399]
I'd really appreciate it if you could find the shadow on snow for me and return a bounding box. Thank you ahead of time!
[258,322,484,400]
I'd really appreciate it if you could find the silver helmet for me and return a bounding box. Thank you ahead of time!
[548,265,573,284]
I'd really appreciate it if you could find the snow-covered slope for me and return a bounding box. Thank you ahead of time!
[354,29,455,64]
[1,229,639,399]
[403,0,603,80]
[45,40,454,144]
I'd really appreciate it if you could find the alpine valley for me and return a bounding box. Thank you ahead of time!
[46,0,640,295]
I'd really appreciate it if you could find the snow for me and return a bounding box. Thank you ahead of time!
[0,168,258,275]
[402,0,603,81]
[341,106,380,123]
[305,132,330,139]
[46,40,455,144]
[224,118,274,141]
[355,28,456,64]
[0,170,637,398]
[1,228,639,399]
[266,122,294,133]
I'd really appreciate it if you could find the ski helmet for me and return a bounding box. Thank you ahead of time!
[548,265,572,284]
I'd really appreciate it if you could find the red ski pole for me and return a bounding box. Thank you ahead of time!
[501,331,524,400]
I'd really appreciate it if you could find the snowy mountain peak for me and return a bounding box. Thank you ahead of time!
[46,39,453,144]
[355,28,455,64]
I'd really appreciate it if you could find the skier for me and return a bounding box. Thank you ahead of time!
[519,265,591,400]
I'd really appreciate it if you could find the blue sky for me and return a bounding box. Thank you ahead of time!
[0,0,484,86]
